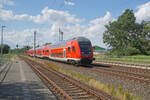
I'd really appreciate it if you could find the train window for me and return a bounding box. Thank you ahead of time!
[46,50,49,53]
[68,47,70,52]
[73,46,75,52]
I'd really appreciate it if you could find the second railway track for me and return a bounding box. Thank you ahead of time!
[20,56,113,100]
[32,57,150,85]
[41,58,150,85]
[90,67,150,85]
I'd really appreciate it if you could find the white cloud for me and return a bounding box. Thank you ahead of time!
[0,8,14,20]
[3,11,114,49]
[0,0,15,8]
[0,7,82,24]
[64,1,75,6]
[0,4,114,48]
[0,4,2,8]
[4,0,14,6]
[3,29,35,48]
[135,2,150,22]
[90,12,114,24]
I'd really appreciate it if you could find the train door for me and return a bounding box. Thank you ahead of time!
[63,48,66,58]
[49,49,51,57]
[71,41,76,58]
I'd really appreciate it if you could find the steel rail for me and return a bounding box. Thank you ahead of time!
[22,58,73,100]
[91,68,150,85]
[93,61,150,70]
[20,56,110,100]
[35,61,107,100]
[32,56,150,85]
[93,67,150,79]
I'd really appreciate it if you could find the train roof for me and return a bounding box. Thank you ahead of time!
[52,37,91,44]
[70,37,91,43]
[27,37,91,50]
[50,37,91,49]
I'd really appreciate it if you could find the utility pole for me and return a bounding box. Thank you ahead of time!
[59,28,63,41]
[34,31,36,50]
[33,31,36,57]
[1,26,6,57]
[61,31,63,41]
[59,28,60,41]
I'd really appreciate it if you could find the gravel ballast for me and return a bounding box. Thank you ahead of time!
[43,60,150,100]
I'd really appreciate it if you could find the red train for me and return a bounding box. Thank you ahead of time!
[26,37,95,65]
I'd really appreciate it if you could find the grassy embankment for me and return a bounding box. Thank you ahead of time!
[27,56,142,100]
[94,53,150,64]
[0,53,14,65]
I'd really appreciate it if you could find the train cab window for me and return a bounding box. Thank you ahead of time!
[46,50,49,53]
[68,47,70,52]
[73,46,75,52]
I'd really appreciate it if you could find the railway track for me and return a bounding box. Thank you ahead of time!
[0,62,12,83]
[20,56,113,100]
[93,62,150,75]
[94,60,150,70]
[30,56,150,85]
[77,63,150,85]
[91,63,150,85]
[90,66,150,85]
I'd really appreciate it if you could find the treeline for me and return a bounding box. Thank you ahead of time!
[11,46,31,54]
[103,9,150,56]
[0,43,50,54]
[0,44,32,54]
[0,44,10,54]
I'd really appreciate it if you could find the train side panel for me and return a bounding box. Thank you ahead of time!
[66,40,81,64]
[26,37,94,65]
[36,49,43,58]
[42,45,50,57]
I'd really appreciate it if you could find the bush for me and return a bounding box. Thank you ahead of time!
[107,47,141,56]
[124,47,141,56]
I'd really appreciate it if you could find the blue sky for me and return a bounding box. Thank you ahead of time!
[0,0,150,48]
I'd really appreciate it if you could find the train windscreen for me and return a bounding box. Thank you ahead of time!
[79,43,91,56]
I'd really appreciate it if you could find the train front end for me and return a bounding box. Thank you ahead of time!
[77,37,95,64]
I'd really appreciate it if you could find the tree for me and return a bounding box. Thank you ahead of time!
[103,9,141,56]
[16,44,19,49]
[138,21,150,55]
[43,42,51,46]
[0,44,10,54]
[11,45,32,54]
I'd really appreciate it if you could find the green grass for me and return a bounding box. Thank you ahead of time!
[94,53,150,64]
[0,53,15,65]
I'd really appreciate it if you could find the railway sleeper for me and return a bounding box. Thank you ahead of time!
[63,88,80,91]
[59,86,77,89]
[65,90,84,94]
[64,88,83,92]
[61,87,79,90]
[72,95,97,100]
[56,83,76,86]
[56,83,74,86]
[67,92,89,96]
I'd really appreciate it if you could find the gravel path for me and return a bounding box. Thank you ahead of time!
[43,59,150,100]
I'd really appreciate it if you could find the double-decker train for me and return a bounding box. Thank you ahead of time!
[26,37,95,65]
